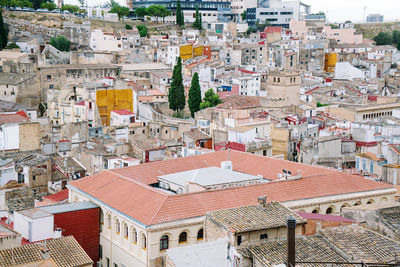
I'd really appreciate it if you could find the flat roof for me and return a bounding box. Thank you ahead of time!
[39,202,99,214]
[18,208,52,219]
[158,166,262,187]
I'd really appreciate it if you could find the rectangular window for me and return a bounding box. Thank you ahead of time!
[356,158,359,169]
[369,161,374,173]
[260,233,268,240]
[18,173,24,183]
[32,175,36,181]
[237,235,242,246]
[99,245,103,259]
[106,258,110,267]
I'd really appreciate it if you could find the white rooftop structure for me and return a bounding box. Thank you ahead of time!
[158,164,266,193]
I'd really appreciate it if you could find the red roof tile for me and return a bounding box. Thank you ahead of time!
[44,189,69,202]
[111,109,135,116]
[68,151,393,226]
[0,113,29,124]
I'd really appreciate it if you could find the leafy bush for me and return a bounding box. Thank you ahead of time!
[136,25,147,37]
[49,35,70,52]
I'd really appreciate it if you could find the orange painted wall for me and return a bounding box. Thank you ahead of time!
[96,88,133,126]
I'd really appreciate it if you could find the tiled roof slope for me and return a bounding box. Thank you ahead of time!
[244,236,349,266]
[68,151,394,226]
[207,202,306,233]
[0,236,93,267]
[319,225,400,263]
[110,150,340,184]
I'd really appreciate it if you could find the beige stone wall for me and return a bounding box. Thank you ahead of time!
[19,123,41,152]
[271,126,289,159]
[326,106,355,121]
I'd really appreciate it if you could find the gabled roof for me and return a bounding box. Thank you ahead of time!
[207,202,306,233]
[68,150,394,226]
[0,236,93,267]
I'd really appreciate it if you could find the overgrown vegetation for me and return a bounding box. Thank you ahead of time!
[125,24,132,30]
[373,30,400,49]
[136,25,147,37]
[199,89,221,109]
[49,35,70,51]
[5,42,19,49]
[316,102,330,107]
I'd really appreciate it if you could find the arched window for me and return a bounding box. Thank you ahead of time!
[273,77,276,83]
[326,207,334,214]
[179,232,187,243]
[116,219,120,235]
[123,223,128,239]
[278,78,280,83]
[354,201,361,206]
[142,233,147,249]
[340,203,350,212]
[160,235,169,250]
[132,228,137,244]
[367,199,374,204]
[312,209,319,214]
[107,213,111,229]
[197,229,204,240]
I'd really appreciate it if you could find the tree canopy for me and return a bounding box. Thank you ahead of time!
[136,25,147,37]
[62,4,80,13]
[176,0,184,27]
[373,32,393,45]
[110,5,129,20]
[188,72,201,117]
[134,7,147,18]
[40,1,56,10]
[199,89,221,109]
[49,35,70,52]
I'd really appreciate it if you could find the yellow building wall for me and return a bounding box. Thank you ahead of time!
[96,89,133,126]
[193,46,204,57]
[324,53,337,73]
[270,126,289,159]
[180,45,193,60]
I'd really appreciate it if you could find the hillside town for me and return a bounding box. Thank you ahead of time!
[1,0,400,266]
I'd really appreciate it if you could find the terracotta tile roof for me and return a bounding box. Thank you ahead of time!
[356,152,385,162]
[68,151,394,226]
[183,128,211,141]
[217,95,260,110]
[319,225,400,263]
[244,235,349,266]
[0,113,29,124]
[207,202,306,233]
[111,109,135,116]
[43,189,69,202]
[0,236,93,267]
[297,212,357,223]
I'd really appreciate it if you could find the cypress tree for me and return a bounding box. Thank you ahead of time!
[168,61,178,111]
[0,9,8,50]
[176,0,182,27]
[188,72,201,117]
[175,57,186,111]
[193,5,202,30]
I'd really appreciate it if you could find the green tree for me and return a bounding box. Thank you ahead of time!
[31,0,49,10]
[169,57,185,113]
[188,72,201,117]
[105,0,118,8]
[0,9,7,50]
[373,32,393,45]
[62,4,80,13]
[5,42,19,49]
[176,0,184,27]
[110,5,129,20]
[134,7,147,20]
[344,20,352,24]
[241,10,246,21]
[199,89,221,109]
[49,35,70,52]
[193,5,202,30]
[393,30,400,45]
[147,5,166,22]
[160,6,170,23]
[40,1,56,10]
[136,25,147,37]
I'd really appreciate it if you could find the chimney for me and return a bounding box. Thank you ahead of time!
[287,216,297,267]
[258,196,267,207]
[40,246,50,260]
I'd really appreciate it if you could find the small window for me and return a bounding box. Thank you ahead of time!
[260,233,268,240]
[116,219,120,234]
[197,229,203,240]
[123,223,128,239]
[32,175,36,181]
[132,228,137,244]
[179,232,187,243]
[237,235,242,246]
[33,189,37,195]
